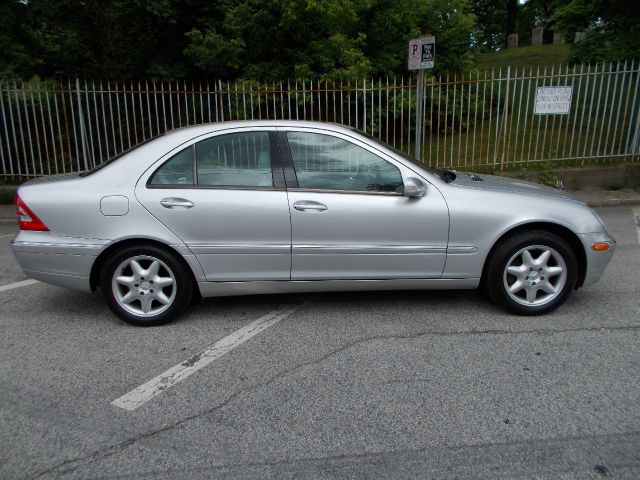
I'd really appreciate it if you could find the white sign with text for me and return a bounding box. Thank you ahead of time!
[535,86,573,115]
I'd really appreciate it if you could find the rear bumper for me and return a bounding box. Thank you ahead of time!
[578,231,616,287]
[11,231,106,292]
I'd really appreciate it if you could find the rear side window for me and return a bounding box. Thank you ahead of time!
[196,131,272,187]
[149,147,194,185]
[149,131,273,188]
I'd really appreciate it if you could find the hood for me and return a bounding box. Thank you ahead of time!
[450,171,579,202]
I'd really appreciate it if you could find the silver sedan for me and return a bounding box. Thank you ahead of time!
[11,121,616,325]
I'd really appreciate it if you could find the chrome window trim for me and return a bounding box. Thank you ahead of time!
[279,128,407,194]
[292,245,447,254]
[144,128,282,190]
[446,246,479,255]
[146,184,285,192]
[189,244,290,255]
[275,124,441,180]
[286,187,403,196]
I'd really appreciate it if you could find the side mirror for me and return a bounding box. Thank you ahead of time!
[404,177,426,197]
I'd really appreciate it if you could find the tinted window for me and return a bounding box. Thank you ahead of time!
[287,132,403,193]
[149,147,194,185]
[196,132,272,187]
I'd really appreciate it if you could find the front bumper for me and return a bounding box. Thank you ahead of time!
[578,231,617,287]
[11,231,107,292]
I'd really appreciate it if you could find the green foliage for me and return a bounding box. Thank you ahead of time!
[551,0,640,63]
[184,29,246,78]
[468,0,571,52]
[184,0,379,80]
[422,0,476,74]
[567,31,640,65]
[476,44,570,71]
[0,0,33,78]
[550,0,594,42]
[538,170,561,188]
[0,0,228,79]
[1,0,476,81]
[468,0,506,51]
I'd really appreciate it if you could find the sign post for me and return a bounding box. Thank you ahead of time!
[408,36,435,161]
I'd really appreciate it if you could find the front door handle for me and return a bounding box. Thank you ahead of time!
[160,197,194,209]
[293,200,328,212]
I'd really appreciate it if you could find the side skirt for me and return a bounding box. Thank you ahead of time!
[197,278,480,298]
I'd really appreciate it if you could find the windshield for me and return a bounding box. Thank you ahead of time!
[347,127,455,182]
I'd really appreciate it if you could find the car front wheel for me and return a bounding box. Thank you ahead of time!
[100,245,193,326]
[486,231,578,315]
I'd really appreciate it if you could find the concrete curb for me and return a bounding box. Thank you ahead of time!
[581,198,640,208]
[571,191,640,208]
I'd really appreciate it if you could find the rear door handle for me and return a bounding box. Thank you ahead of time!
[160,197,194,209]
[293,200,328,212]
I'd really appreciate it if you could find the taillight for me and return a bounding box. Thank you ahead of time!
[15,193,49,231]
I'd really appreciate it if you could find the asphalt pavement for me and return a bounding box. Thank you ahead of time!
[0,204,639,479]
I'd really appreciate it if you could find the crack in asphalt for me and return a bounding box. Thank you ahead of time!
[28,322,640,479]
[87,430,640,478]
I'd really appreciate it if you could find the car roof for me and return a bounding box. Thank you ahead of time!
[162,120,354,139]
[84,121,363,182]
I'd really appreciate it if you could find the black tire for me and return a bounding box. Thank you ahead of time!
[485,230,578,315]
[100,245,193,326]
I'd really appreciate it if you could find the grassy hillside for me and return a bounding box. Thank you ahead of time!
[476,44,571,71]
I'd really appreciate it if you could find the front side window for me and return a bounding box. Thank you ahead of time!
[286,132,403,193]
[149,131,273,188]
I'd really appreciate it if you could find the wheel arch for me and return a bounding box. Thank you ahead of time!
[90,238,201,297]
[481,222,587,289]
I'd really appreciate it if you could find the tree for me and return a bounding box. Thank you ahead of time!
[0,0,32,77]
[2,0,477,80]
[514,0,568,46]
[468,0,506,51]
[468,0,520,51]
[551,0,640,63]
[184,0,373,80]
[506,0,518,37]
[469,0,571,50]
[185,0,476,81]
[2,0,228,79]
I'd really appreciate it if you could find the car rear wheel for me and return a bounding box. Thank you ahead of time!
[100,245,193,326]
[486,231,578,315]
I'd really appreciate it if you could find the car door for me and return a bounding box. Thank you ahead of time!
[135,129,291,281]
[281,128,449,280]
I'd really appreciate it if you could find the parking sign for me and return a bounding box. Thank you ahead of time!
[408,36,435,70]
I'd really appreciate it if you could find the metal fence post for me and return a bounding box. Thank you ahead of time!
[414,69,425,161]
[500,66,511,172]
[75,78,89,170]
[628,67,640,159]
[3,64,640,179]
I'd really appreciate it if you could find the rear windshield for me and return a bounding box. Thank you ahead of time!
[79,135,161,177]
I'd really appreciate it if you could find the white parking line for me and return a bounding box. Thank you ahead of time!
[0,279,39,293]
[111,303,305,411]
[634,208,640,246]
